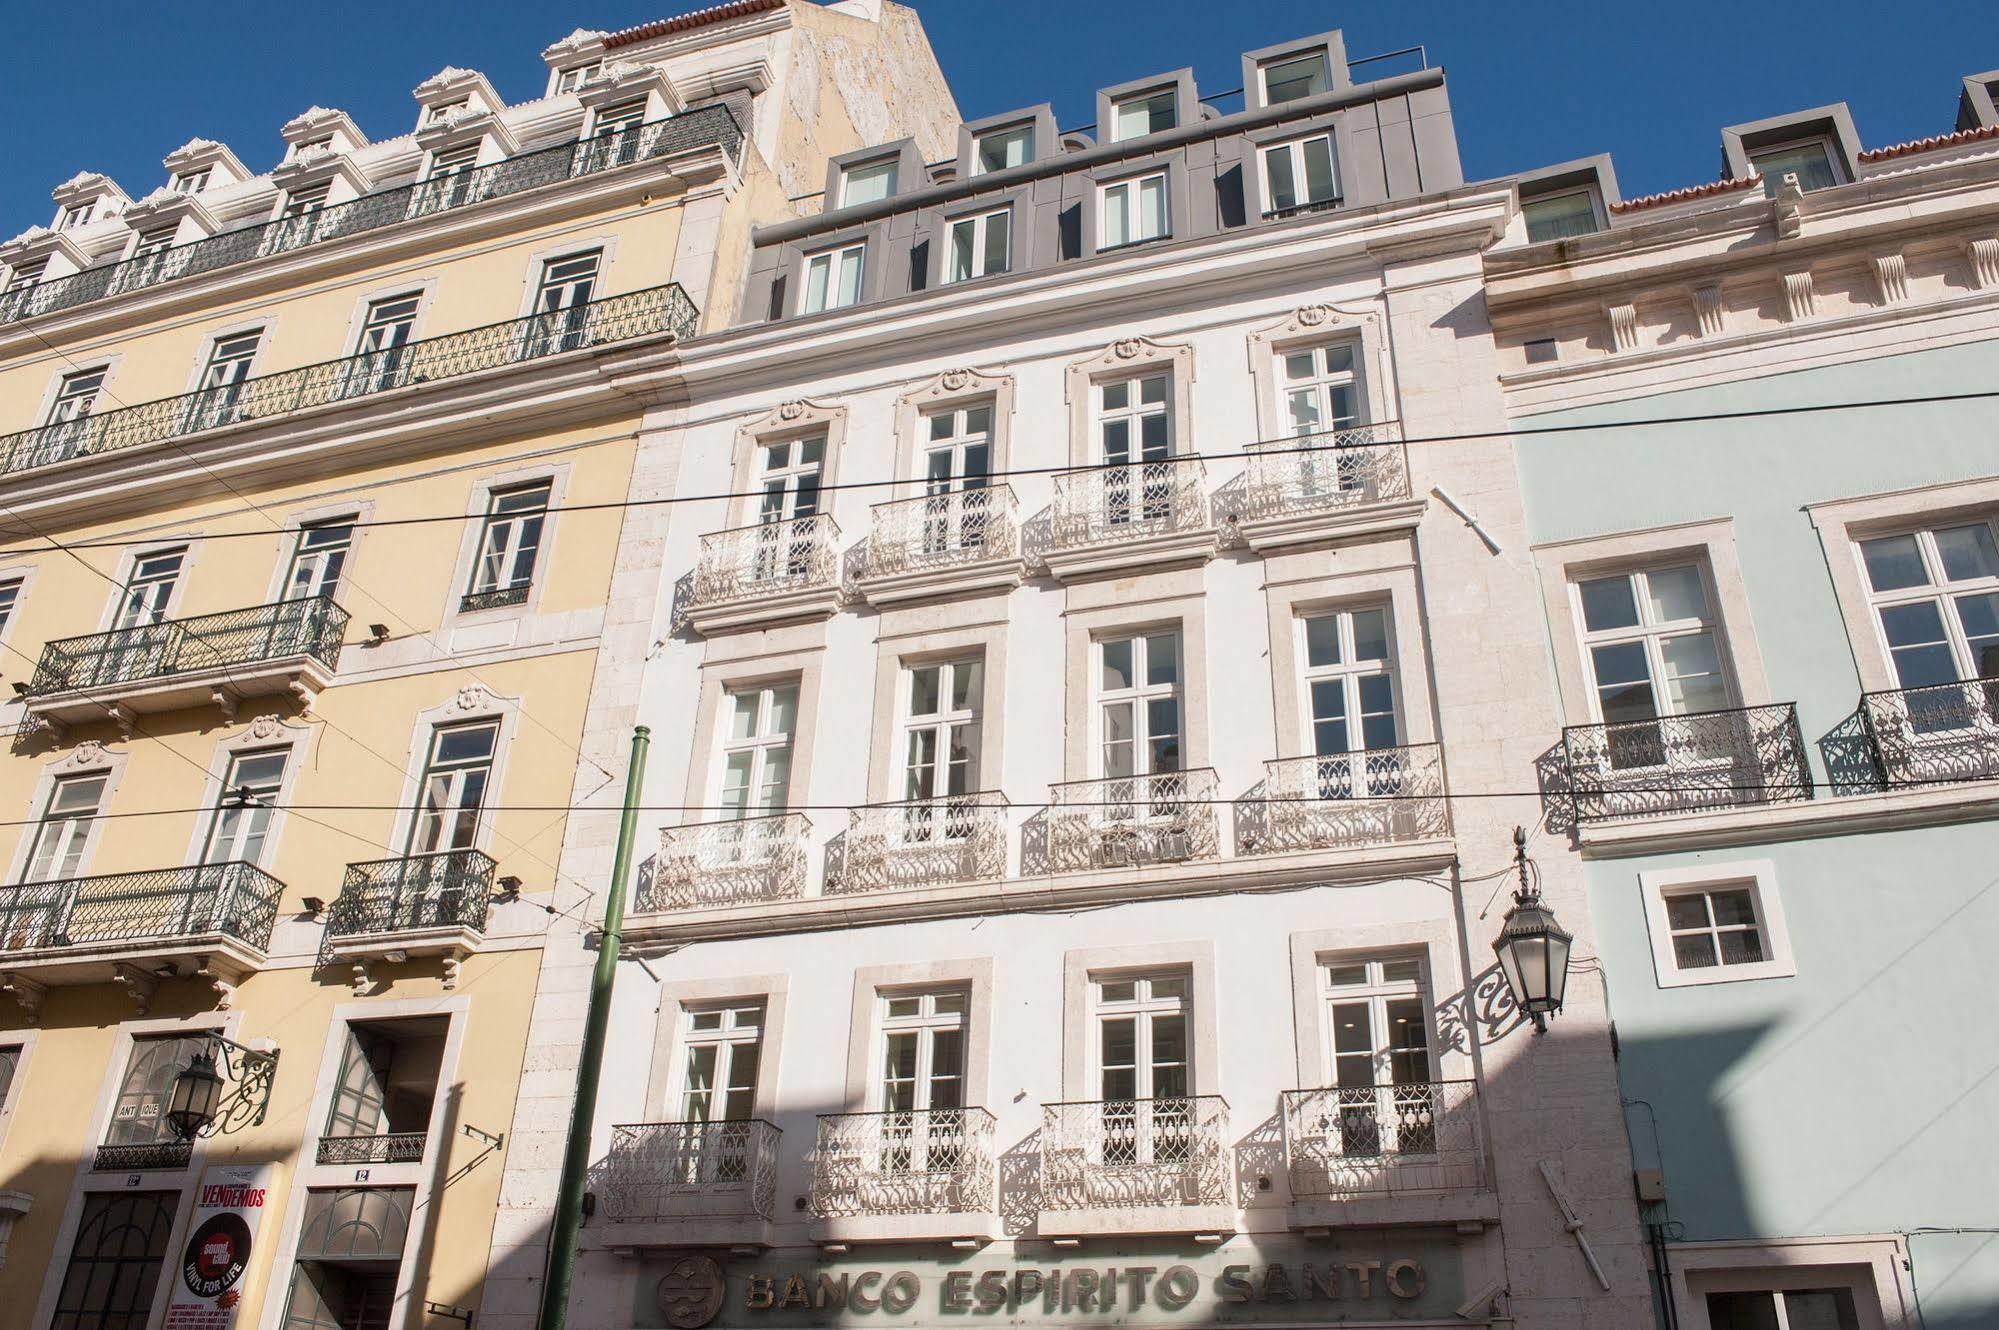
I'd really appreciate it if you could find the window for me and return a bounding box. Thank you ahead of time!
[1663,885,1766,970]
[901,659,982,804]
[1859,523,1999,713]
[292,136,334,158]
[284,181,332,216]
[1524,337,1559,365]
[555,61,601,94]
[1523,188,1601,242]
[105,1033,210,1152]
[113,548,185,631]
[972,125,1033,175]
[24,772,106,882]
[1315,955,1436,1157]
[174,167,211,195]
[52,1192,179,1330]
[464,481,551,610]
[840,157,898,207]
[4,257,48,292]
[1262,51,1332,104]
[1641,861,1795,987]
[921,404,992,490]
[800,242,865,314]
[578,97,648,172]
[1100,171,1168,248]
[1095,971,1188,1100]
[1299,608,1398,755]
[430,142,481,176]
[1750,140,1840,194]
[286,519,355,600]
[1097,631,1181,778]
[133,225,179,260]
[0,1044,17,1109]
[527,251,601,354]
[1112,89,1177,141]
[281,1187,414,1330]
[0,577,20,636]
[186,329,261,431]
[421,143,483,209]
[593,97,647,137]
[1262,133,1340,216]
[1278,342,1363,436]
[719,684,797,817]
[47,367,106,426]
[424,98,469,126]
[756,435,823,523]
[1576,565,1732,741]
[408,719,499,854]
[201,748,289,865]
[680,1003,763,1121]
[879,988,966,1111]
[1096,372,1174,526]
[323,1018,446,1147]
[945,208,1011,282]
[1705,1287,1859,1330]
[58,202,95,231]
[342,293,420,395]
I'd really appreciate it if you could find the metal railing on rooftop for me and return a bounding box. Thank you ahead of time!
[27,594,347,698]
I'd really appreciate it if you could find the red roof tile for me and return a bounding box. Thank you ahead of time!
[1858,121,1999,162]
[603,0,786,49]
[1608,174,1761,214]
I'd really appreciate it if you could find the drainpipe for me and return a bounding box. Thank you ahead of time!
[539,725,650,1330]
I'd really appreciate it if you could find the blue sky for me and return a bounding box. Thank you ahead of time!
[3,1,1996,239]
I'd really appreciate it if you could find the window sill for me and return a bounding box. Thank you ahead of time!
[1095,235,1173,256]
[1262,198,1345,221]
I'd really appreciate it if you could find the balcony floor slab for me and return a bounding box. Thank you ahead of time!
[588,1217,776,1253]
[0,934,263,1008]
[1233,497,1428,554]
[855,557,1025,609]
[1041,527,1218,584]
[1038,1203,1235,1241]
[684,585,844,636]
[810,1210,999,1247]
[1288,1188,1499,1231]
[25,655,335,729]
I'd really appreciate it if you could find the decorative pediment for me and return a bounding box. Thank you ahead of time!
[577,62,683,117]
[53,172,128,211]
[897,366,1013,412]
[280,107,368,157]
[1245,301,1379,350]
[1062,334,1194,401]
[414,108,519,160]
[269,149,370,200]
[121,188,218,238]
[0,225,89,274]
[162,138,251,189]
[50,739,118,773]
[412,67,505,128]
[542,27,608,65]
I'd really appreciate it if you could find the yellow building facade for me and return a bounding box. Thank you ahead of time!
[0,4,955,1328]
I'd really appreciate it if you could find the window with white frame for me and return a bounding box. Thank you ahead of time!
[283,181,332,215]
[427,141,482,180]
[425,98,469,126]
[1094,971,1189,1101]
[1704,1285,1860,1329]
[285,518,355,601]
[679,1002,763,1121]
[407,719,499,854]
[1661,883,1767,971]
[839,157,898,207]
[756,435,824,523]
[1100,171,1168,248]
[464,480,552,608]
[200,748,289,865]
[133,224,179,260]
[1278,342,1363,437]
[188,329,261,430]
[555,61,601,95]
[878,988,966,1112]
[1640,862,1795,987]
[901,658,982,807]
[1299,607,1398,756]
[1112,89,1177,141]
[3,258,48,297]
[526,250,601,354]
[719,683,797,817]
[1097,631,1182,778]
[23,771,106,882]
[1523,188,1602,243]
[1575,564,1732,736]
[945,207,1011,282]
[1262,132,1340,215]
[1749,140,1841,194]
[291,136,334,159]
[921,404,993,490]
[1097,372,1174,527]
[173,167,211,195]
[592,97,647,138]
[972,124,1033,176]
[1316,955,1436,1157]
[1858,522,1999,702]
[1261,50,1332,104]
[800,242,865,314]
[57,202,95,231]
[111,547,184,632]
[344,292,420,395]
[46,366,106,425]
[0,577,21,636]
[0,1044,17,1111]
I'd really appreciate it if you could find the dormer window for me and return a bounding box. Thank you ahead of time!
[1261,51,1332,105]
[133,225,179,259]
[173,168,210,196]
[429,142,482,178]
[57,202,95,231]
[1523,187,1603,242]
[1112,89,1177,142]
[801,242,865,315]
[1750,139,1840,194]
[839,157,898,208]
[555,61,600,95]
[1261,133,1340,218]
[425,99,470,126]
[972,125,1033,176]
[291,136,334,160]
[284,182,332,216]
[5,258,48,292]
[1100,172,1169,249]
[593,98,647,138]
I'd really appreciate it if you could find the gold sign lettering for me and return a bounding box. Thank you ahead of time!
[1386,1260,1425,1300]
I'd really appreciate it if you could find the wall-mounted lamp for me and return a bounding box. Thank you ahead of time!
[1491,827,1573,1034]
[496,875,523,901]
[301,896,326,915]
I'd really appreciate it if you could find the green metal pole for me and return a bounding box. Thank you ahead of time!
[539,724,649,1330]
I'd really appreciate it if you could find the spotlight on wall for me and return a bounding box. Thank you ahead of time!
[9,682,25,697]
[496,875,523,901]
[367,623,391,643]
[301,896,326,915]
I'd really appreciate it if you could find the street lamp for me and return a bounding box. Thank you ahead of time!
[1491,827,1572,1033]
[167,1048,226,1140]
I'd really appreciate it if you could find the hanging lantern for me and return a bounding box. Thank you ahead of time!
[1491,827,1573,1032]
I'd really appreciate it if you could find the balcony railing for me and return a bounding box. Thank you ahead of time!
[327,850,495,938]
[1046,769,1221,872]
[596,1119,780,1222]
[316,1132,427,1166]
[835,794,1009,895]
[1243,744,1448,854]
[0,862,284,954]
[0,283,698,478]
[862,486,1018,579]
[643,814,811,911]
[1562,703,1813,822]
[1280,1081,1484,1199]
[0,105,742,328]
[1238,423,1410,522]
[1040,1097,1231,1213]
[1049,459,1210,553]
[811,1107,996,1219]
[689,514,843,610]
[93,1141,194,1173]
[27,595,347,698]
[1860,676,1999,789]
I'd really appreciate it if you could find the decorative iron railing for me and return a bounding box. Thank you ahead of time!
[862,486,1018,579]
[1238,423,1410,522]
[1860,676,1999,789]
[596,1119,780,1222]
[459,584,531,614]
[0,105,742,328]
[1049,460,1210,553]
[0,283,698,477]
[1280,1080,1484,1199]
[1242,744,1449,855]
[835,794,1009,895]
[0,861,284,954]
[27,594,348,697]
[642,814,811,910]
[689,514,843,609]
[316,1132,427,1166]
[811,1107,997,1219]
[1040,1097,1231,1213]
[327,850,495,938]
[93,1141,194,1173]
[1562,703,1813,822]
[1046,769,1221,873]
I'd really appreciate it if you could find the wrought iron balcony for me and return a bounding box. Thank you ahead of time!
[1040,1097,1231,1214]
[1240,744,1449,855]
[1046,769,1221,873]
[834,794,1009,895]
[596,1119,780,1222]
[0,105,742,328]
[93,1141,194,1173]
[25,595,347,714]
[688,514,843,616]
[327,850,495,939]
[642,814,811,911]
[1562,703,1813,822]
[1048,459,1211,556]
[0,862,284,956]
[810,1107,996,1220]
[1238,423,1411,523]
[316,1132,427,1166]
[1860,676,1999,789]
[0,283,698,477]
[1280,1080,1485,1200]
[862,486,1018,580]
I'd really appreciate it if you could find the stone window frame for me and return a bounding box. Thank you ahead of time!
[6,742,130,885]
[176,316,275,397]
[0,1027,39,1153]
[259,497,377,608]
[725,397,850,528]
[889,367,1015,490]
[1284,918,1471,1090]
[1637,859,1797,989]
[1665,1233,1913,1330]
[29,353,123,432]
[1532,518,1770,726]
[437,461,574,632]
[336,277,441,360]
[842,958,995,1111]
[1062,335,1196,469]
[178,713,316,871]
[93,536,203,634]
[1060,940,1219,1101]
[510,234,622,321]
[681,626,829,820]
[647,974,791,1122]
[1060,574,1209,782]
[382,684,525,861]
[864,614,1008,805]
[1243,302,1396,443]
[784,222,890,319]
[0,558,41,654]
[1805,474,1999,693]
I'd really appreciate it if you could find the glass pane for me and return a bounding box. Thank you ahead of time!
[1330,1001,1372,1054]
[1100,1017,1136,1069]
[1350,609,1389,661]
[1145,632,1180,686]
[1264,52,1329,103]
[1862,534,1930,592]
[1672,934,1719,969]
[1660,632,1728,713]
[1646,565,1709,623]
[1323,963,1367,987]
[1151,1013,1187,1066]
[1102,183,1129,247]
[1719,928,1765,965]
[1579,575,1641,631]
[767,686,798,735]
[909,666,940,717]
[1304,615,1340,667]
[842,159,896,206]
[1100,639,1134,690]
[1665,895,1711,930]
[1709,889,1757,927]
[1101,702,1135,777]
[1935,524,1999,582]
[1380,958,1422,984]
[1590,639,1652,691]
[728,693,760,740]
[1524,190,1601,243]
[1138,176,1167,239]
[1781,1289,1859,1330]
[982,210,1010,275]
[1879,603,1957,687]
[949,220,974,282]
[932,990,967,1015]
[1283,352,1316,381]
[950,660,981,711]
[1303,136,1337,202]
[1140,374,1168,406]
[1098,979,1137,1003]
[1147,698,1181,770]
